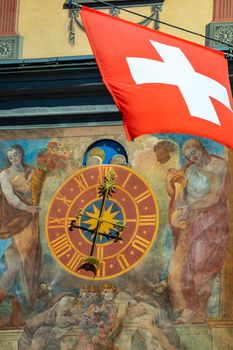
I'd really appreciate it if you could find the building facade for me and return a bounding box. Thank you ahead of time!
[0,1,233,349]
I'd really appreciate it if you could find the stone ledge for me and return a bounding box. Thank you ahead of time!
[1,322,233,350]
[175,324,212,350]
[0,329,22,350]
[175,323,211,334]
[175,321,233,350]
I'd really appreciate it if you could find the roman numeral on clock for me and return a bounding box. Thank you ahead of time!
[74,173,89,191]
[122,172,132,188]
[139,214,157,226]
[132,235,150,253]
[96,260,106,278]
[96,245,104,259]
[117,253,130,270]
[56,193,73,207]
[67,252,83,271]
[50,234,72,258]
[48,217,66,228]
[98,166,113,183]
[135,190,151,204]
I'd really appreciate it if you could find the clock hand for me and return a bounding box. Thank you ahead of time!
[77,170,117,278]
[69,218,123,243]
[98,231,122,242]
[90,171,116,256]
[73,209,126,230]
[68,220,95,234]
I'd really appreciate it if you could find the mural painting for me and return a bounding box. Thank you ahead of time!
[0,127,231,349]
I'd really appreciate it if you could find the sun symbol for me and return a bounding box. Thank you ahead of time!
[83,202,121,242]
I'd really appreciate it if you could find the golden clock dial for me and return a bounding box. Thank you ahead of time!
[46,165,159,280]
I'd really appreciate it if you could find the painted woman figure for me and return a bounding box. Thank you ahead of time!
[167,139,231,323]
[0,145,40,326]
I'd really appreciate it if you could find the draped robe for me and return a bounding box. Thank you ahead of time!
[168,155,231,313]
[0,165,41,309]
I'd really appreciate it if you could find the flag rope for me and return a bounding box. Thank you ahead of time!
[65,0,233,53]
[94,0,233,50]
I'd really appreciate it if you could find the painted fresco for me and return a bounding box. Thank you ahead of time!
[0,128,231,350]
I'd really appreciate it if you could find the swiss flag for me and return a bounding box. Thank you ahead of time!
[81,6,233,149]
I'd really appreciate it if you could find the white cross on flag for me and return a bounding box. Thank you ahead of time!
[81,6,233,148]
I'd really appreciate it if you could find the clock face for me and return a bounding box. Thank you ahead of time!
[46,165,159,280]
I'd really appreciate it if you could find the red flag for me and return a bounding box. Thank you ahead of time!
[81,6,233,148]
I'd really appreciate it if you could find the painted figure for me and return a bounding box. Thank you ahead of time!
[86,155,103,166]
[131,136,179,199]
[154,140,178,165]
[110,154,127,165]
[23,285,103,350]
[167,139,231,323]
[100,284,178,350]
[22,292,81,350]
[0,145,40,326]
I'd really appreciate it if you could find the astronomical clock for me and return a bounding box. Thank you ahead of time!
[46,141,159,280]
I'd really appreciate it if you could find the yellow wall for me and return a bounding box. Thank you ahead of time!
[18,0,213,59]
[18,0,90,58]
[160,0,213,44]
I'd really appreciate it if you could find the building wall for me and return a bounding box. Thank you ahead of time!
[1,1,233,350]
[17,0,213,59]
[160,0,213,43]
